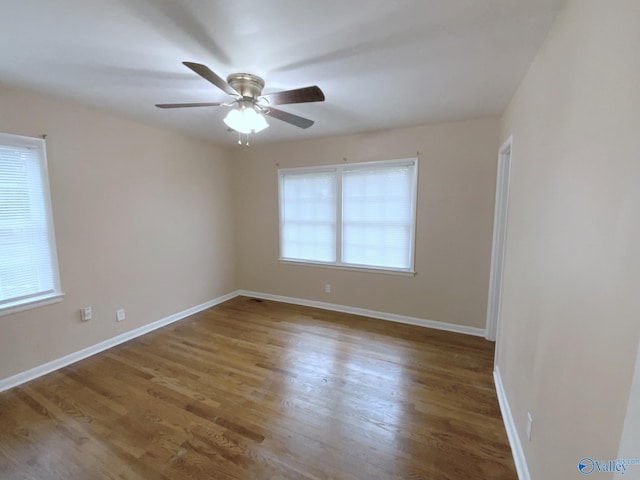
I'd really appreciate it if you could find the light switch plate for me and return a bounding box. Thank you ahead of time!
[81,306,92,322]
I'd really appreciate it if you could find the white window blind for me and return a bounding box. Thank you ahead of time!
[0,133,62,314]
[279,170,337,263]
[342,163,415,269]
[279,158,417,273]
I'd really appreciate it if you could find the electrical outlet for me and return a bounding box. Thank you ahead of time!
[116,309,126,322]
[81,306,92,322]
[526,412,533,441]
[325,284,331,293]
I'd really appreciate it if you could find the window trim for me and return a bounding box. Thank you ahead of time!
[0,293,64,317]
[278,157,418,275]
[0,132,63,316]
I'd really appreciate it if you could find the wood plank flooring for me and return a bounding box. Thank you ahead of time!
[0,296,516,479]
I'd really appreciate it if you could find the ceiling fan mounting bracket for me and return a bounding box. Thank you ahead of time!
[227,73,265,99]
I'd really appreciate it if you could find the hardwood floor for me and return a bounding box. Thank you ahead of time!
[0,296,516,479]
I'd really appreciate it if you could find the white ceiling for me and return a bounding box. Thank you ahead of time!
[0,0,563,146]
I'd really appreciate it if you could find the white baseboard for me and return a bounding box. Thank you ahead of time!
[0,291,238,393]
[494,367,530,480]
[238,290,486,337]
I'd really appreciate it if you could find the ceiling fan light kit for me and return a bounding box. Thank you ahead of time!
[156,62,325,144]
[223,105,269,134]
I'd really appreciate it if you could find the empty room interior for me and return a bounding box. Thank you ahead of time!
[0,1,638,479]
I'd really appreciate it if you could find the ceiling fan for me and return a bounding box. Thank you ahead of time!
[156,62,325,136]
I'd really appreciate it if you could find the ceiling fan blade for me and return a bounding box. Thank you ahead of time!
[155,102,223,109]
[262,86,325,105]
[183,61,237,96]
[265,107,315,129]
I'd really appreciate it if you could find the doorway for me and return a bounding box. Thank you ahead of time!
[486,136,512,342]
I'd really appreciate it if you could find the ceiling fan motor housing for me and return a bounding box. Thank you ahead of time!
[227,73,265,99]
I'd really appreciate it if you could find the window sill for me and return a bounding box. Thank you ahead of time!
[0,292,65,317]
[279,259,416,277]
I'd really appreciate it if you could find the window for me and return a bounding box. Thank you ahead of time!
[279,158,418,273]
[0,133,63,315]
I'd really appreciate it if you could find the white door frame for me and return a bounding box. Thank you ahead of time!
[486,136,513,341]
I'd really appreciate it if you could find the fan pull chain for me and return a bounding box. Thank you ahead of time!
[237,132,251,147]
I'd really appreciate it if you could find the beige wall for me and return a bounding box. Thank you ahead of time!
[0,84,236,381]
[232,118,499,329]
[497,1,640,478]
